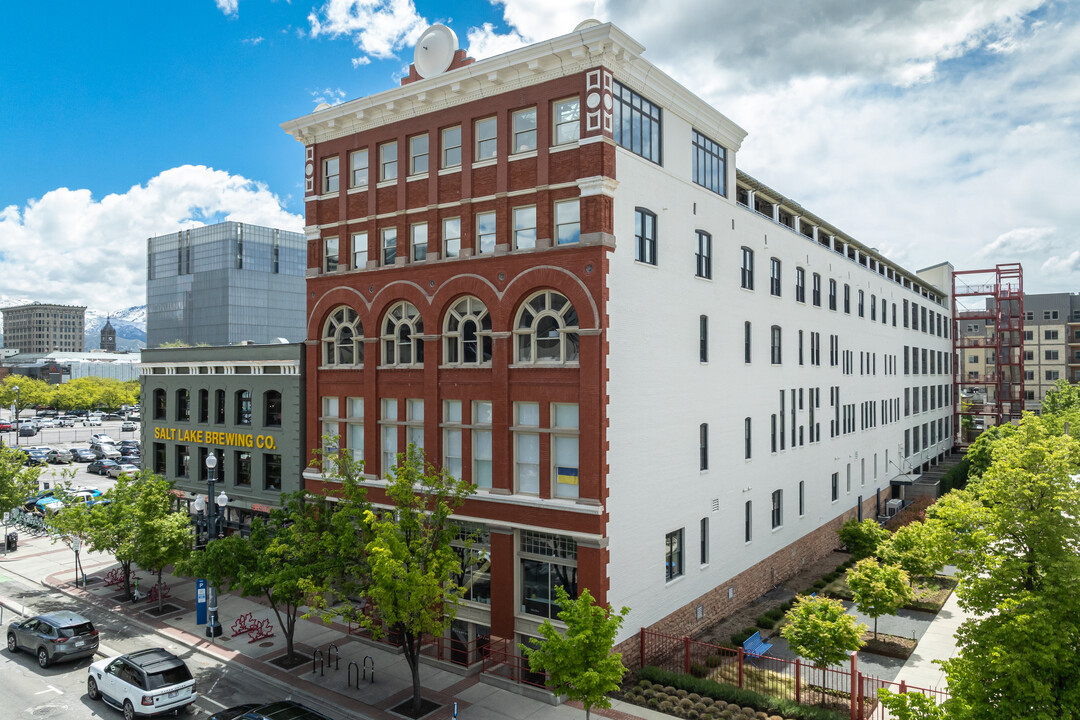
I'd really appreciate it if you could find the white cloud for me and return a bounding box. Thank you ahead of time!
[465,22,529,60]
[311,87,346,106]
[241,36,264,46]
[215,0,239,17]
[351,56,371,67]
[308,0,427,62]
[0,166,303,309]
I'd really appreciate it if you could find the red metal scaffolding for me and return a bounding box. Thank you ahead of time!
[952,263,1024,442]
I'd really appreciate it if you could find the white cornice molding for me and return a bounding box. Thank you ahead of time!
[281,22,746,153]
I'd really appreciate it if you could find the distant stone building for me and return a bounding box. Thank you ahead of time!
[0,302,86,354]
[146,221,306,347]
[100,316,117,352]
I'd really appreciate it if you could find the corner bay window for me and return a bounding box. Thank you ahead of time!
[691,129,725,195]
[520,531,577,619]
[612,80,662,164]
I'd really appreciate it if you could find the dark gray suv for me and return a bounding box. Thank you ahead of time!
[6,611,99,667]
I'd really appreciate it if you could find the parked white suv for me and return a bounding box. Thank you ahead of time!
[88,648,197,719]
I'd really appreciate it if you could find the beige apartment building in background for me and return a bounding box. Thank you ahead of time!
[0,302,87,354]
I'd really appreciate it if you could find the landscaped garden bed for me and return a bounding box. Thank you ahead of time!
[822,573,956,613]
[858,633,917,660]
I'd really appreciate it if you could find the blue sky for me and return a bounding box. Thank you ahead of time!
[2,0,1078,310]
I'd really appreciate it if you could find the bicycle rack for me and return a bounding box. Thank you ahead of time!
[362,655,375,683]
[348,661,360,689]
[312,648,324,676]
[327,642,340,671]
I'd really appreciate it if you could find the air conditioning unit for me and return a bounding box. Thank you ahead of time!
[885,499,904,517]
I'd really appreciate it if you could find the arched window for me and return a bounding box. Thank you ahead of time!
[444,297,492,365]
[382,301,424,366]
[515,290,580,364]
[322,307,363,366]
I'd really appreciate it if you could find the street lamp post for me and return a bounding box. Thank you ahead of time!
[13,385,19,447]
[197,453,229,638]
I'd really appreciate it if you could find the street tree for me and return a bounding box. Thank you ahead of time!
[881,521,946,585]
[928,413,1080,718]
[129,474,192,612]
[1041,377,1080,415]
[71,471,144,598]
[780,595,866,706]
[0,375,53,413]
[521,586,630,720]
[177,490,338,661]
[0,445,42,517]
[837,517,890,560]
[357,445,474,716]
[846,559,913,639]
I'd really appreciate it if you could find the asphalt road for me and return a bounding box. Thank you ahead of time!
[0,567,305,719]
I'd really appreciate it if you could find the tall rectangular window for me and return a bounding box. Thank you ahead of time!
[198,389,209,423]
[475,117,497,160]
[799,480,805,516]
[235,451,252,487]
[552,403,579,499]
[443,400,462,481]
[691,129,725,195]
[350,149,368,187]
[514,402,540,495]
[554,199,580,245]
[323,236,339,272]
[323,156,339,193]
[700,518,709,565]
[796,267,806,303]
[476,211,496,254]
[612,81,662,164]
[553,97,580,144]
[379,141,397,181]
[699,315,708,362]
[381,399,398,477]
[236,390,251,425]
[176,445,190,478]
[473,401,493,489]
[635,207,657,265]
[844,284,851,314]
[406,398,425,451]
[829,280,837,310]
[771,325,782,364]
[831,472,839,501]
[381,227,397,266]
[264,453,282,491]
[352,232,368,269]
[699,423,709,470]
[215,389,225,424]
[411,223,428,261]
[346,397,363,463]
[512,107,537,153]
[770,257,781,296]
[744,321,752,363]
[744,501,752,542]
[741,247,754,289]
[665,529,684,581]
[744,417,752,459]
[696,231,712,278]
[443,218,461,258]
[441,125,462,168]
[813,273,822,306]
[771,490,783,528]
[409,133,429,175]
[513,206,537,250]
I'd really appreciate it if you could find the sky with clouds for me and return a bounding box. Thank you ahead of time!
[1,0,1077,311]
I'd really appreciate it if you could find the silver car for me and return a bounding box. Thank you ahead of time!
[7,611,99,667]
[46,448,73,464]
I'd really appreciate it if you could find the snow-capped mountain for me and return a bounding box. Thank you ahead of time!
[0,295,147,351]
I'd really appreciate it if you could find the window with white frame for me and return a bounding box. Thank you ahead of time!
[512,107,537,153]
[514,290,580,364]
[323,237,339,272]
[771,489,783,528]
[696,230,711,279]
[406,398,424,451]
[443,217,461,258]
[322,306,363,366]
[552,403,579,499]
[444,296,492,365]
[381,227,397,266]
[351,232,368,269]
[770,257,781,296]
[321,396,339,474]
[513,206,536,249]
[442,125,462,168]
[476,211,496,254]
[380,398,398,477]
[475,117,497,160]
[665,529,684,581]
[520,531,577,619]
[346,397,364,464]
[443,400,462,480]
[555,199,580,245]
[741,247,754,289]
[514,402,540,495]
[411,223,428,261]
[379,141,397,181]
[473,401,493,489]
[409,134,429,175]
[635,207,657,264]
[323,156,339,193]
[350,149,368,187]
[553,97,580,144]
[382,301,424,365]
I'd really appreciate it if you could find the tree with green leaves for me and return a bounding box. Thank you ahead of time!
[355,444,474,716]
[927,413,1080,718]
[780,595,866,706]
[129,474,192,612]
[846,559,913,640]
[963,422,1017,482]
[0,375,53,414]
[837,517,890,560]
[177,490,338,660]
[0,445,42,518]
[1041,377,1080,416]
[877,688,950,720]
[520,586,629,720]
[881,521,946,585]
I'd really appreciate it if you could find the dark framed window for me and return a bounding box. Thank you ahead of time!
[264,390,282,427]
[844,284,851,314]
[235,390,251,426]
[175,389,190,422]
[153,442,166,475]
[799,480,805,516]
[796,267,806,303]
[176,445,189,478]
[744,501,752,542]
[695,230,711,278]
[691,130,725,195]
[699,315,708,362]
[858,290,865,317]
[770,325,782,364]
[831,472,839,501]
[744,417,752,459]
[744,321,752,363]
[812,273,822,306]
[665,529,684,581]
[264,453,282,491]
[700,518,709,564]
[771,490,783,528]
[741,247,754,289]
[153,389,166,420]
[198,389,209,423]
[635,208,657,265]
[699,423,708,471]
[770,258,781,296]
[829,280,837,310]
[235,451,251,487]
[613,81,662,164]
[215,389,226,424]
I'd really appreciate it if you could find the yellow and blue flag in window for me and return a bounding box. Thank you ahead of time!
[556,467,579,485]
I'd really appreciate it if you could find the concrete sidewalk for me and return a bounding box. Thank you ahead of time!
[891,589,966,691]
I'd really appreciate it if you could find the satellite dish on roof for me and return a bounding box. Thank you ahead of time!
[574,19,602,31]
[413,24,458,79]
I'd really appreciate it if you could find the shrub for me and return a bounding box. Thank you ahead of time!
[755,616,775,630]
[689,693,702,702]
[677,689,690,699]
[731,627,758,645]
[648,697,660,709]
[690,662,708,678]
[660,700,674,712]
[681,697,695,709]
[706,654,722,668]
[812,579,827,589]
[764,608,784,621]
[688,711,700,720]
[837,517,890,560]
